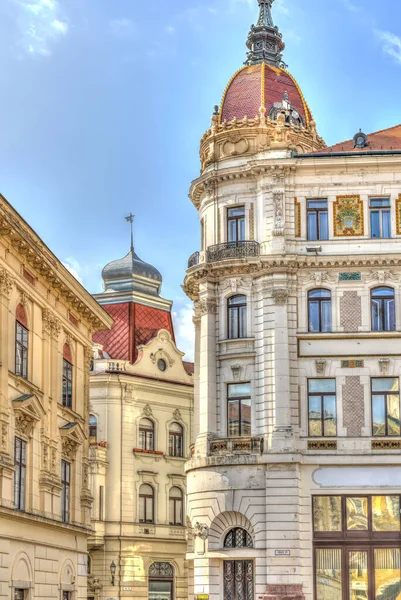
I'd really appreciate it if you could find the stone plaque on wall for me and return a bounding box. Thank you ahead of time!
[334,195,364,236]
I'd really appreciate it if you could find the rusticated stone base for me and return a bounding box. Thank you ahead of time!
[262,584,305,600]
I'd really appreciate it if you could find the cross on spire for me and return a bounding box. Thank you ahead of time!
[125,212,135,252]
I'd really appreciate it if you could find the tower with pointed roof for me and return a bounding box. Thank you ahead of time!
[184,1,401,599]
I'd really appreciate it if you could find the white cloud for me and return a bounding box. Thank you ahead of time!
[173,302,195,361]
[376,29,401,65]
[11,0,68,57]
[341,0,360,12]
[110,18,137,40]
[63,257,83,284]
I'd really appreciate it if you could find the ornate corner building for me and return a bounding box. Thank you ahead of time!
[184,1,401,599]
[87,244,194,600]
[0,194,113,600]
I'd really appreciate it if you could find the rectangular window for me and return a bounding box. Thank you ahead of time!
[307,200,328,241]
[62,359,73,408]
[370,197,391,239]
[308,379,336,437]
[227,383,251,437]
[15,322,28,379]
[61,460,71,523]
[14,591,25,600]
[313,496,342,532]
[316,549,342,600]
[99,485,104,521]
[372,378,400,437]
[227,206,245,243]
[62,593,71,600]
[14,437,27,511]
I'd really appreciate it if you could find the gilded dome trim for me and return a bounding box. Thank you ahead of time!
[280,68,312,127]
[218,66,249,124]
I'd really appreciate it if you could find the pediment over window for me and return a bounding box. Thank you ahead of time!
[60,421,85,459]
[12,393,45,437]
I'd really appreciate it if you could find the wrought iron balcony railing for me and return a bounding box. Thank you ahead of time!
[187,251,200,268]
[207,241,260,263]
[209,436,264,456]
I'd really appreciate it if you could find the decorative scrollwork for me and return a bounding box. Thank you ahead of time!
[193,522,209,540]
[148,562,174,578]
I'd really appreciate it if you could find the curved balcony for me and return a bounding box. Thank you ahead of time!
[187,251,200,268]
[207,241,260,263]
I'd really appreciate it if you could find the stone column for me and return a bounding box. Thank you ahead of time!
[270,287,292,450]
[195,282,217,456]
[192,311,201,442]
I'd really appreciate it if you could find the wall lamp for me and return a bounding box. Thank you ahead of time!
[110,561,116,586]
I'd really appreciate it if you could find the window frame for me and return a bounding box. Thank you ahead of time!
[227,383,251,438]
[14,437,27,511]
[61,459,71,524]
[227,294,247,340]
[139,418,155,451]
[308,288,332,333]
[308,378,337,438]
[307,199,328,241]
[369,197,391,239]
[89,415,97,440]
[227,206,246,243]
[371,286,396,332]
[62,358,73,409]
[224,527,253,548]
[168,422,183,457]
[139,484,155,524]
[15,321,28,379]
[371,377,400,438]
[169,486,183,526]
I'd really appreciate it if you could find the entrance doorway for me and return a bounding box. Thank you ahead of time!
[148,562,174,600]
[224,561,253,600]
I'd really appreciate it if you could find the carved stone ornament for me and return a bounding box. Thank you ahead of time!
[150,349,174,368]
[1,421,7,451]
[367,270,397,284]
[143,404,153,417]
[192,315,201,329]
[231,363,242,381]
[315,359,327,376]
[272,288,289,305]
[0,267,14,300]
[272,192,285,236]
[15,413,36,438]
[199,298,217,316]
[62,437,79,460]
[125,385,134,403]
[220,278,244,293]
[173,409,182,422]
[193,522,209,540]
[379,358,390,375]
[42,309,61,339]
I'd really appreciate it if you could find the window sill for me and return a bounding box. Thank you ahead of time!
[133,448,164,456]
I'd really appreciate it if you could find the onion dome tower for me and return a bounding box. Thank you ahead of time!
[199,0,325,173]
[93,217,174,363]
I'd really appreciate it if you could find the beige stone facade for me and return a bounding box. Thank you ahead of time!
[0,194,112,600]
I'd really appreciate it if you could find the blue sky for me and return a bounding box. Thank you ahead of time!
[0,0,401,359]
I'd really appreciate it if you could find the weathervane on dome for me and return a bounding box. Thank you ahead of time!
[245,0,287,68]
[125,212,135,252]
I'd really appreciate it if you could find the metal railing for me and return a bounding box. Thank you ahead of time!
[209,436,264,455]
[187,251,200,268]
[207,241,260,262]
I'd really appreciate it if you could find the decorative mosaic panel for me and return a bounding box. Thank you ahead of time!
[294,197,301,237]
[343,376,365,437]
[397,194,401,235]
[339,272,361,281]
[308,440,337,450]
[341,360,364,368]
[372,440,401,450]
[340,291,362,332]
[249,204,255,240]
[334,195,364,237]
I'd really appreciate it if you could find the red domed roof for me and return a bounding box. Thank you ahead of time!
[220,63,312,127]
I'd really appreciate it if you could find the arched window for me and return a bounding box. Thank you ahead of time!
[371,287,395,331]
[139,418,154,451]
[139,483,154,523]
[15,304,28,379]
[62,344,73,409]
[224,527,253,548]
[228,295,247,339]
[169,487,183,525]
[308,289,332,333]
[169,422,183,457]
[148,563,174,599]
[89,415,97,440]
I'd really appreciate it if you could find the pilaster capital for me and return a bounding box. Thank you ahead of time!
[272,288,289,305]
[0,267,14,301]
[42,308,61,339]
[199,298,217,316]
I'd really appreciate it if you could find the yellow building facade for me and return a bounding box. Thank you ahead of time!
[0,194,112,600]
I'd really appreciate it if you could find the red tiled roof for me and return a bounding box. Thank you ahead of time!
[221,63,312,126]
[313,124,401,154]
[183,361,194,376]
[93,302,175,363]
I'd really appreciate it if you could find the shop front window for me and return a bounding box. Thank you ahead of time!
[314,495,401,600]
